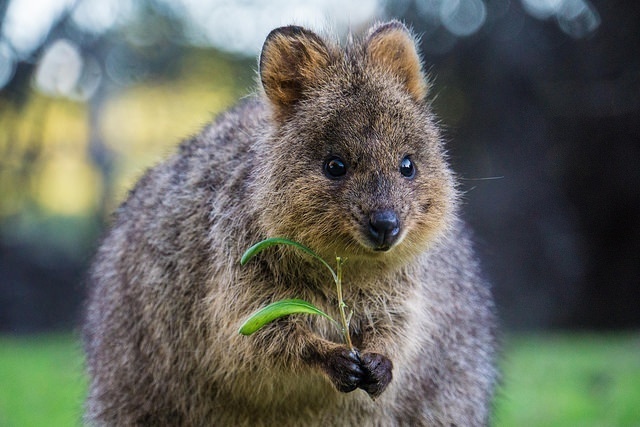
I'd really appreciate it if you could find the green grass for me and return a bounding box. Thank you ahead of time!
[0,334,86,427]
[0,333,638,426]
[494,333,640,426]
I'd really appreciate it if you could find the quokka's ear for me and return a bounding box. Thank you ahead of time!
[365,21,427,102]
[260,26,331,114]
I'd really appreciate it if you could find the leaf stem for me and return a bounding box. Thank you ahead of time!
[335,257,354,350]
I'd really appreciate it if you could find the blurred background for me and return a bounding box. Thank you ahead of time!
[1,0,638,334]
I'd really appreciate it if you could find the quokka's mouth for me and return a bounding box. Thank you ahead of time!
[359,233,403,254]
[373,244,393,252]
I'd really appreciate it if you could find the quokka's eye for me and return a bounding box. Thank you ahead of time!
[400,155,416,178]
[324,156,347,179]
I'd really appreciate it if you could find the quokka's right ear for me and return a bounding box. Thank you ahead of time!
[260,26,331,116]
[365,20,428,102]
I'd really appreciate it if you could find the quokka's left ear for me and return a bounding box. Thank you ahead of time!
[259,25,332,119]
[365,20,428,102]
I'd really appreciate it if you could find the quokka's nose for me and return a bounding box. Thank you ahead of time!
[368,210,401,250]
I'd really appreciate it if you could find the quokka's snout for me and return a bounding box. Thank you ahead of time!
[368,209,401,251]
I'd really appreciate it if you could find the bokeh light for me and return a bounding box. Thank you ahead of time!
[440,0,487,37]
[71,0,134,35]
[159,0,381,55]
[0,42,16,90]
[35,39,83,98]
[1,0,75,58]
[521,0,600,38]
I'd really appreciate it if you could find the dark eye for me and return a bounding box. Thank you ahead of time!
[400,156,415,178]
[324,156,347,179]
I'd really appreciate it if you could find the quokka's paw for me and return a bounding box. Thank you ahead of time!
[323,347,364,393]
[322,347,393,398]
[358,352,393,398]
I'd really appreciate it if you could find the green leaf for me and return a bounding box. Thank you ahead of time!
[238,299,336,336]
[241,237,318,264]
[240,237,336,281]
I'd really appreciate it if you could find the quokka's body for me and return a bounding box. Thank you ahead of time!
[83,21,498,426]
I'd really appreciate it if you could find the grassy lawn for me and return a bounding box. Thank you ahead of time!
[0,334,86,426]
[0,333,639,426]
[495,333,640,426]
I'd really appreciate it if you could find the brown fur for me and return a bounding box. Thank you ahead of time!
[83,21,498,426]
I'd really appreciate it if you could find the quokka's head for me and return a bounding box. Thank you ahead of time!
[254,21,457,265]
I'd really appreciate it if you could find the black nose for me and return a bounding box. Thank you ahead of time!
[368,210,401,250]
